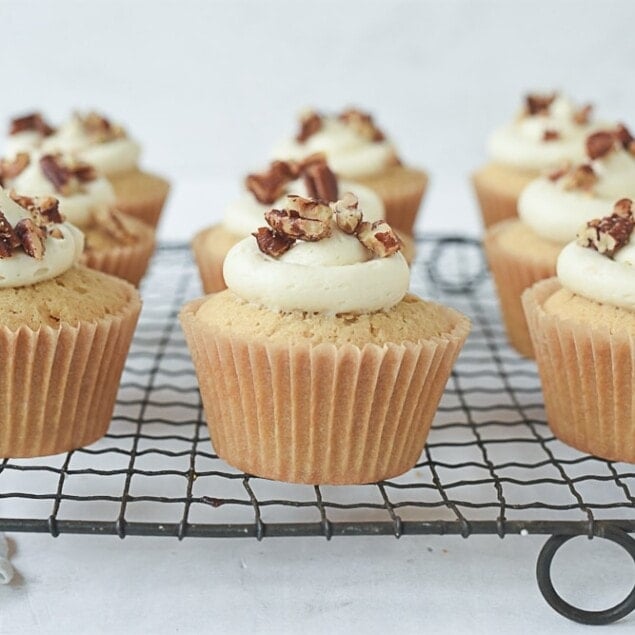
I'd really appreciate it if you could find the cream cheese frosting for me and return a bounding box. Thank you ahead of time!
[487,95,600,171]
[272,115,397,178]
[5,131,42,158]
[0,188,84,288]
[518,149,635,243]
[8,152,116,228]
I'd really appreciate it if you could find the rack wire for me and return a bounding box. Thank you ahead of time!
[1,237,634,624]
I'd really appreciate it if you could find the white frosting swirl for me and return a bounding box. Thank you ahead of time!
[42,116,141,176]
[5,131,43,158]
[8,153,116,228]
[557,237,635,311]
[223,229,409,314]
[488,95,599,170]
[518,150,635,243]
[272,117,396,178]
[222,178,384,236]
[0,188,84,288]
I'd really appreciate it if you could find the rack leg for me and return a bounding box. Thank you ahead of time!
[536,526,635,625]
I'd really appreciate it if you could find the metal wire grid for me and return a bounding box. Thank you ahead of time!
[0,238,633,540]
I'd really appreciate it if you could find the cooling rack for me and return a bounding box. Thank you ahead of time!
[0,237,634,626]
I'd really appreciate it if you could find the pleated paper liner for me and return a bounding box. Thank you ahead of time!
[483,221,557,358]
[471,163,537,228]
[109,169,170,229]
[81,217,157,287]
[0,279,141,458]
[354,165,428,235]
[180,298,470,484]
[523,278,635,463]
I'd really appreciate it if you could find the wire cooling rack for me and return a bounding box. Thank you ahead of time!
[1,237,634,624]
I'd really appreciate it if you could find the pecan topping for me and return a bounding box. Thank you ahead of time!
[525,93,556,116]
[92,209,138,245]
[0,153,30,186]
[573,104,593,125]
[615,123,635,155]
[296,110,322,143]
[331,192,362,234]
[0,210,21,258]
[9,112,54,137]
[543,129,560,142]
[561,164,597,192]
[252,226,295,257]
[357,220,401,257]
[338,109,385,141]
[14,218,46,260]
[586,131,617,160]
[245,161,299,205]
[303,159,338,202]
[9,192,63,225]
[39,154,97,195]
[577,199,634,258]
[264,195,333,241]
[79,112,126,142]
[547,163,571,182]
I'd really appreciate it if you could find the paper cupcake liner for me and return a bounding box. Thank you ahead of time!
[191,225,239,294]
[355,165,428,235]
[0,284,141,458]
[523,278,635,463]
[483,222,556,357]
[110,170,170,229]
[180,298,469,484]
[81,219,156,287]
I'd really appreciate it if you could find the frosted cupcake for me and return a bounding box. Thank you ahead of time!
[0,187,141,457]
[181,194,469,484]
[485,124,635,356]
[271,108,428,234]
[5,112,55,157]
[523,199,635,462]
[38,111,170,228]
[1,151,155,286]
[473,93,600,228]
[192,155,414,294]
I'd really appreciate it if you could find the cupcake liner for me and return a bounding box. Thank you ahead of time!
[180,298,469,484]
[472,164,537,228]
[109,170,170,229]
[523,278,635,462]
[191,225,240,295]
[0,287,141,458]
[81,218,156,287]
[355,165,428,235]
[483,222,557,357]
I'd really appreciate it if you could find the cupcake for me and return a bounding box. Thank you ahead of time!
[271,108,428,234]
[192,154,414,294]
[5,112,55,157]
[473,92,600,228]
[523,199,635,462]
[0,187,141,458]
[1,151,155,286]
[484,124,635,357]
[36,111,170,228]
[181,193,470,484]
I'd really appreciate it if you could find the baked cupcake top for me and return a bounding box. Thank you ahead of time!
[518,125,635,242]
[221,193,408,314]
[487,93,601,171]
[556,199,635,312]
[40,112,141,176]
[5,112,55,158]
[0,187,84,288]
[223,155,385,236]
[271,108,398,179]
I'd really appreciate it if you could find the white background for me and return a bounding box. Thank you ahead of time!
[1,1,635,633]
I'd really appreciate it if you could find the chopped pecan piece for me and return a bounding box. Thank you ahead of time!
[357,220,401,257]
[252,227,295,257]
[9,112,54,137]
[9,192,63,225]
[303,159,338,202]
[14,218,46,260]
[543,129,560,142]
[338,109,385,141]
[615,123,635,155]
[246,161,298,205]
[49,227,64,239]
[0,153,30,186]
[572,104,593,125]
[586,131,616,160]
[79,112,126,142]
[296,110,322,143]
[331,192,362,234]
[284,195,333,224]
[577,199,634,257]
[39,154,96,195]
[0,210,21,257]
[264,208,330,241]
[547,162,571,182]
[525,93,556,116]
[561,164,597,192]
[93,208,138,245]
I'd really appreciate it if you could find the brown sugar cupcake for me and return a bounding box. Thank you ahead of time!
[523,200,635,462]
[2,151,155,286]
[37,111,170,228]
[271,108,428,234]
[473,92,600,228]
[193,155,414,294]
[181,194,470,484]
[0,187,141,458]
[484,125,635,357]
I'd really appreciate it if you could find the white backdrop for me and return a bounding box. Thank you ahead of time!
[1,0,634,239]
